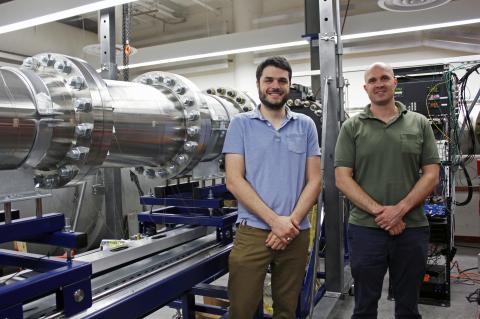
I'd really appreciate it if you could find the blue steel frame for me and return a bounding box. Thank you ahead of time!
[138,207,237,245]
[297,212,350,318]
[136,183,238,318]
[0,250,92,318]
[140,184,231,209]
[77,244,231,318]
[138,182,351,318]
[0,212,91,318]
[0,213,87,248]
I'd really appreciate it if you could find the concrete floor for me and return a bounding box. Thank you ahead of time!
[147,244,479,318]
[316,245,479,319]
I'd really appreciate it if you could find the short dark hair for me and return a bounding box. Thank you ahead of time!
[256,56,292,83]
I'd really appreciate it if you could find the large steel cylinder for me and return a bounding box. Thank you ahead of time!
[0,53,256,188]
[0,68,37,169]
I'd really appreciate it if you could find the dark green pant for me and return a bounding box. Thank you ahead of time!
[228,224,309,319]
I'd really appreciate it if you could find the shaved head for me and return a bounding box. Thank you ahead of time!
[364,62,395,83]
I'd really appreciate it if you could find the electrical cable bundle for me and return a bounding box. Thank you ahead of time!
[442,64,480,206]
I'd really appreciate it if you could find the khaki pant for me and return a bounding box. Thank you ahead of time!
[228,225,309,319]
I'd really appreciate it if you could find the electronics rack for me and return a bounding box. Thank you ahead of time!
[393,64,456,307]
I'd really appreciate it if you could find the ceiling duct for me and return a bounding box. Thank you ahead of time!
[377,0,451,12]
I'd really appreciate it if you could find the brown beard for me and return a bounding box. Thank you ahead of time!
[258,90,288,110]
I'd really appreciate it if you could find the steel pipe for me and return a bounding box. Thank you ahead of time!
[0,53,256,188]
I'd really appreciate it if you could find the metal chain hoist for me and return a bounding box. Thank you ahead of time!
[122,3,132,81]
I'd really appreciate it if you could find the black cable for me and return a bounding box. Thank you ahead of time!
[341,0,351,34]
[459,267,478,274]
[457,64,480,163]
[466,288,479,303]
[454,161,473,206]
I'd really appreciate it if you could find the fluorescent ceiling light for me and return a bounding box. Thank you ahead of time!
[0,0,138,35]
[343,18,480,40]
[117,17,480,70]
[118,40,308,70]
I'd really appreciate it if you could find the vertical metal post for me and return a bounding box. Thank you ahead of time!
[99,7,124,238]
[180,293,195,319]
[304,0,321,96]
[100,7,117,80]
[310,44,321,98]
[4,202,11,224]
[35,198,43,218]
[319,0,344,294]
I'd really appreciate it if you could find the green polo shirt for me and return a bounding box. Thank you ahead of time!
[334,102,440,228]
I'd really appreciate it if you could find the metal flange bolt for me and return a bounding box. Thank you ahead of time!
[187,111,200,121]
[74,98,93,112]
[187,126,200,136]
[66,147,89,161]
[184,141,198,152]
[176,154,188,165]
[41,56,56,67]
[164,78,175,87]
[58,165,78,179]
[22,57,39,70]
[54,61,72,74]
[68,76,85,90]
[75,123,93,138]
[73,289,85,303]
[183,98,194,107]
[175,87,186,95]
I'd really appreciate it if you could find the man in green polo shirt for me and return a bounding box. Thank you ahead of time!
[335,62,440,319]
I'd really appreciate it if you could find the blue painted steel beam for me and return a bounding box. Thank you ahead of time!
[194,304,227,316]
[138,211,237,228]
[140,206,236,216]
[191,283,229,299]
[0,250,66,271]
[140,196,224,208]
[0,213,64,244]
[0,250,92,317]
[33,231,88,248]
[80,246,231,318]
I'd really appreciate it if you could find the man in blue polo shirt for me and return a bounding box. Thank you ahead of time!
[223,56,322,318]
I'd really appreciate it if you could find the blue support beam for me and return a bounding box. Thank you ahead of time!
[0,213,64,244]
[138,211,237,228]
[140,206,236,216]
[140,196,224,209]
[0,250,92,318]
[191,283,229,299]
[33,231,88,249]
[79,246,231,318]
[0,213,86,248]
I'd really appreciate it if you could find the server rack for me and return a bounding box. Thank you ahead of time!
[392,64,456,306]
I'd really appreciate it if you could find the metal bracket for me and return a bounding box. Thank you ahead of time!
[320,33,337,42]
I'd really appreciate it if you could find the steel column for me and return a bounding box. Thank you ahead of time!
[99,7,117,80]
[99,7,125,238]
[304,0,321,96]
[319,0,344,294]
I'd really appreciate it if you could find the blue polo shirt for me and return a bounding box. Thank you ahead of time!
[222,105,321,230]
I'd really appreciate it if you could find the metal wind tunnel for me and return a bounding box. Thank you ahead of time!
[0,53,255,188]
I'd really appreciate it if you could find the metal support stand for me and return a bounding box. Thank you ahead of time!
[303,1,351,317]
[0,193,90,317]
[139,183,237,245]
[318,0,345,295]
[99,7,125,239]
